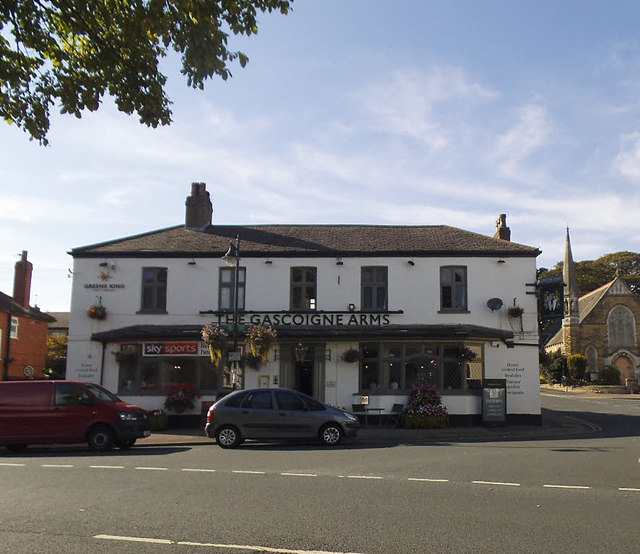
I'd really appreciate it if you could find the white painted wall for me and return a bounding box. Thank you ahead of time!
[67,252,540,416]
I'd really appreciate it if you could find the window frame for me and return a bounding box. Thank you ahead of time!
[9,316,19,339]
[439,266,468,312]
[290,267,317,311]
[219,266,246,312]
[139,267,168,313]
[361,266,388,311]
[359,341,483,394]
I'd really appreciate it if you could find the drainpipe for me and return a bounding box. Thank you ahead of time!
[3,312,12,380]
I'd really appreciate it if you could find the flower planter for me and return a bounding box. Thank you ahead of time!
[401,414,449,429]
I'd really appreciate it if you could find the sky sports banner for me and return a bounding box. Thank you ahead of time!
[143,342,209,357]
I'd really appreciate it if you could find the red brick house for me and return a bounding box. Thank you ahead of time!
[1,252,55,380]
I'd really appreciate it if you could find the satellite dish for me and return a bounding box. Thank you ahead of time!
[487,298,503,311]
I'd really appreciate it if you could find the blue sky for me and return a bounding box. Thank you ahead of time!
[1,0,639,311]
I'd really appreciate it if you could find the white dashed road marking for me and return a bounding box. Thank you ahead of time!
[281,472,318,477]
[408,478,449,483]
[619,487,640,492]
[134,466,168,471]
[90,465,124,469]
[472,480,521,487]
[543,484,591,490]
[347,475,383,480]
[95,534,364,553]
[232,470,266,474]
[41,464,73,468]
[0,462,25,467]
[182,468,216,473]
[94,534,172,544]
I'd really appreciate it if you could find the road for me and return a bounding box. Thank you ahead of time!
[1,392,639,553]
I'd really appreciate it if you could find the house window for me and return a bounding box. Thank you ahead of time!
[10,316,19,338]
[140,268,167,312]
[440,266,467,311]
[117,348,221,395]
[291,267,316,310]
[219,267,246,311]
[362,267,388,311]
[360,342,482,392]
[608,306,636,348]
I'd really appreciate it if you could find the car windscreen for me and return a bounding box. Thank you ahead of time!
[84,383,122,402]
[297,392,326,411]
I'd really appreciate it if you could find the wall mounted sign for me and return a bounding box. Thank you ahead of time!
[143,342,209,357]
[208,312,392,328]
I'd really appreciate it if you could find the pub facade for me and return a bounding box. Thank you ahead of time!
[66,184,542,424]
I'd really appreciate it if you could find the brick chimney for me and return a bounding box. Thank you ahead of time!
[493,214,511,241]
[185,182,213,229]
[13,250,33,309]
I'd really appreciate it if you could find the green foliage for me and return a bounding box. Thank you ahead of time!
[45,334,67,378]
[541,350,566,384]
[1,0,293,144]
[538,251,640,296]
[567,354,587,382]
[600,365,621,386]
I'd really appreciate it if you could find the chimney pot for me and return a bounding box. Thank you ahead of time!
[185,182,213,228]
[13,250,33,309]
[494,214,511,241]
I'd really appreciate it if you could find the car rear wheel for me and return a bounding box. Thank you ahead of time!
[215,425,241,449]
[87,425,115,452]
[320,423,342,446]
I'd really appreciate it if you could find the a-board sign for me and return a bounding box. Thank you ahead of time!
[482,378,507,425]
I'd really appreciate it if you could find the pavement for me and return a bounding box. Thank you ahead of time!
[138,386,640,448]
[137,408,597,448]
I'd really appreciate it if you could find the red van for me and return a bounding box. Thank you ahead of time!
[0,380,151,453]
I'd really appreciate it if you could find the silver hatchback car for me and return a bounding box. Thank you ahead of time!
[205,388,360,448]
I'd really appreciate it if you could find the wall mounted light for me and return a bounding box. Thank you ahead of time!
[265,260,273,264]
[99,261,108,267]
[336,260,344,266]
[497,260,506,264]
[407,260,415,266]
[188,259,197,265]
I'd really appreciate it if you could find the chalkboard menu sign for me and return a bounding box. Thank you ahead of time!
[482,379,507,425]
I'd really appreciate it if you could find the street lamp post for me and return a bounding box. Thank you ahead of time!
[222,235,241,388]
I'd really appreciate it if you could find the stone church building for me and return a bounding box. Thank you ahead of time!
[545,230,640,381]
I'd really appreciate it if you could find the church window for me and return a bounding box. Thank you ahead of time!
[607,306,636,348]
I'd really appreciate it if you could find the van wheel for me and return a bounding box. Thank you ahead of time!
[87,425,115,452]
[6,444,27,454]
[215,425,241,449]
[320,423,343,446]
[118,439,136,450]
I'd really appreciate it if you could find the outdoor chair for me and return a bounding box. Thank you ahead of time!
[351,403,368,427]
[389,403,404,428]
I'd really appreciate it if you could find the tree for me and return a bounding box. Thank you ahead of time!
[567,354,587,382]
[1,0,293,144]
[45,333,67,379]
[538,251,640,296]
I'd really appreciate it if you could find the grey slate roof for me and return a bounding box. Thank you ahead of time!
[0,291,56,322]
[70,224,540,258]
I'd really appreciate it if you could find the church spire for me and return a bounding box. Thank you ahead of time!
[562,227,580,355]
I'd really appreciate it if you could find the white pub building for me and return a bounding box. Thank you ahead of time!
[66,184,541,424]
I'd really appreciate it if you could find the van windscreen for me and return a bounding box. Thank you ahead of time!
[84,383,121,402]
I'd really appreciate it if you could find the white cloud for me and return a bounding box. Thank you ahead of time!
[357,66,497,150]
[613,131,640,183]
[491,103,554,184]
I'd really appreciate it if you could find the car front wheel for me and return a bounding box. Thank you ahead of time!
[215,425,241,449]
[320,423,342,446]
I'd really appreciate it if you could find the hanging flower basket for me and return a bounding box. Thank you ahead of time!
[244,353,263,369]
[508,305,524,318]
[87,305,106,320]
[246,325,277,364]
[458,346,477,362]
[201,323,228,366]
[341,348,361,363]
